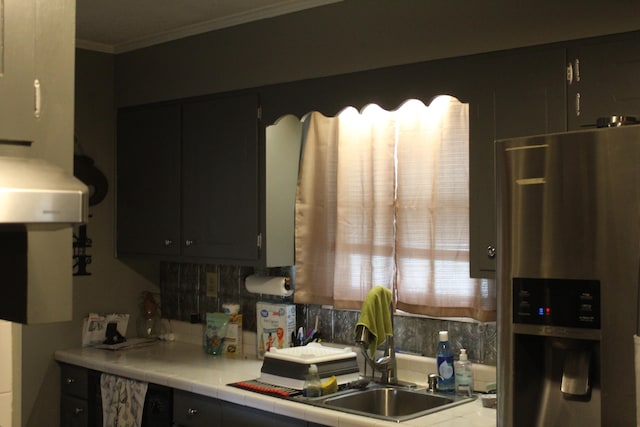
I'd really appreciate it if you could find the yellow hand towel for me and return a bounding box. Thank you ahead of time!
[356,286,393,357]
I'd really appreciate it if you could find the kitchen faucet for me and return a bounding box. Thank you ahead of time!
[355,324,398,385]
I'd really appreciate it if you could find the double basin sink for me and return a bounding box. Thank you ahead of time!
[299,385,476,422]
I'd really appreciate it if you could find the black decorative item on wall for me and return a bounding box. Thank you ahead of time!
[74,154,108,207]
[73,224,92,276]
[72,140,109,276]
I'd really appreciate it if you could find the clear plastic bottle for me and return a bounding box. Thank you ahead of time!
[303,364,322,397]
[436,331,455,393]
[454,348,474,396]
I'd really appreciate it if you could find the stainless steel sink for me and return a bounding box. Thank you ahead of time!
[311,386,476,422]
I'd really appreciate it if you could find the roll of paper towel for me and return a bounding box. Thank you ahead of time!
[245,275,292,296]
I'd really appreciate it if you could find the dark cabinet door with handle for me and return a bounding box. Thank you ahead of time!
[173,389,221,427]
[117,102,182,257]
[60,364,101,427]
[181,93,259,261]
[117,93,259,263]
[469,47,566,278]
[61,395,89,427]
[567,33,640,130]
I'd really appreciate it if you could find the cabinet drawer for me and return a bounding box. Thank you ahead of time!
[61,364,89,399]
[221,400,307,426]
[173,390,221,427]
[61,395,88,427]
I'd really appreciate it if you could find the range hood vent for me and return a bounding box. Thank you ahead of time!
[0,156,89,225]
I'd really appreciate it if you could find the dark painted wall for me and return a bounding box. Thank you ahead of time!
[114,0,640,108]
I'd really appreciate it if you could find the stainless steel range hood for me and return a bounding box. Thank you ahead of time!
[0,156,89,224]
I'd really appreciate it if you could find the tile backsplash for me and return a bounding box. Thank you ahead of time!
[159,262,496,365]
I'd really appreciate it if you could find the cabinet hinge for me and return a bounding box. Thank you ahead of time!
[257,233,262,249]
[257,106,262,120]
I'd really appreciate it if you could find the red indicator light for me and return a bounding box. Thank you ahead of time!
[545,307,551,315]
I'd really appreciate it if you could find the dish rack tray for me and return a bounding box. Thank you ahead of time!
[260,343,360,390]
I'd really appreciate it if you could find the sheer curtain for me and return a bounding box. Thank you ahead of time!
[294,96,496,321]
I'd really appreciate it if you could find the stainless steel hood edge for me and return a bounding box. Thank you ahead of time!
[0,156,89,225]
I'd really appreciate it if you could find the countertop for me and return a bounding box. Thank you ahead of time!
[55,341,496,426]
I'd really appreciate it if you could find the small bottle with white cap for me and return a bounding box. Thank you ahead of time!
[454,348,474,396]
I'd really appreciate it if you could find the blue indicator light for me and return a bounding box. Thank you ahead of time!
[538,307,544,316]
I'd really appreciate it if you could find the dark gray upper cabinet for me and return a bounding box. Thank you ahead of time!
[567,33,640,130]
[117,31,640,274]
[117,103,182,257]
[181,94,259,261]
[117,93,260,263]
[469,47,567,278]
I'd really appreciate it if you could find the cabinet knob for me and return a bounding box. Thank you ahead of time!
[187,408,199,416]
[74,407,84,416]
[487,245,496,258]
[164,239,173,247]
[65,377,76,385]
[185,239,194,247]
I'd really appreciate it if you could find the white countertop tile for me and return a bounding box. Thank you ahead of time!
[55,341,496,427]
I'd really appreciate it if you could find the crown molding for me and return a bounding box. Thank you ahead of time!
[77,0,342,54]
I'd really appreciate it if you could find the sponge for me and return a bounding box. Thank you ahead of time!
[321,376,338,395]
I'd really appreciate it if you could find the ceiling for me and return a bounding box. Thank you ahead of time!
[75,0,342,54]
[76,0,640,56]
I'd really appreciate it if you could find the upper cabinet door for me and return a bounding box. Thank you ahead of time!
[0,0,36,144]
[181,93,259,261]
[116,103,182,256]
[469,47,567,278]
[567,34,640,130]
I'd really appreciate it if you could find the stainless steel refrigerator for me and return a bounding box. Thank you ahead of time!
[496,124,640,426]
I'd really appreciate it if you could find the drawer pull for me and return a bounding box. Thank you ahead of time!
[187,408,199,416]
[74,407,84,415]
[65,377,76,385]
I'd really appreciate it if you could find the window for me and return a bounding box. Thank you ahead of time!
[294,96,495,321]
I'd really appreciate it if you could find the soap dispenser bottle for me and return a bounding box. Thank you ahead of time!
[436,331,455,393]
[454,348,474,396]
[303,364,322,397]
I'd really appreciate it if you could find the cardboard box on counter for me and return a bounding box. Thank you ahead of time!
[223,313,242,357]
[256,302,296,359]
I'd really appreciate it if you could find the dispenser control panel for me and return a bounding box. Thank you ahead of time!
[513,278,600,329]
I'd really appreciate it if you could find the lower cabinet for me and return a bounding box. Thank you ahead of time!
[173,389,309,427]
[220,400,306,427]
[142,384,173,427]
[173,390,221,426]
[60,364,172,427]
[61,364,324,427]
[60,364,101,427]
